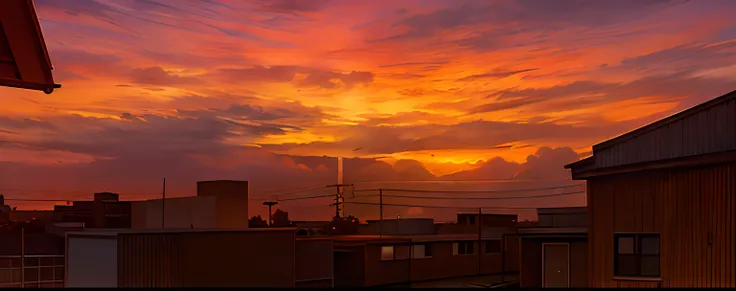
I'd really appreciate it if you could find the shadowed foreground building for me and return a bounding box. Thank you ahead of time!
[332,232,519,287]
[566,89,736,287]
[64,228,333,288]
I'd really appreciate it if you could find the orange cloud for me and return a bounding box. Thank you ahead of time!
[2,0,736,221]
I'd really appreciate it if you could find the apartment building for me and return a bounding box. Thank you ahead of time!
[130,180,249,229]
[332,233,519,287]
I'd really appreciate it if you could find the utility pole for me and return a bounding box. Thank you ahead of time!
[379,189,383,237]
[263,201,278,226]
[161,178,166,228]
[20,227,25,288]
[326,184,351,218]
[477,207,482,275]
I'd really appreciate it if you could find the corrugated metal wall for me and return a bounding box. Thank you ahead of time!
[117,230,298,288]
[594,97,736,168]
[588,162,736,287]
[117,234,182,287]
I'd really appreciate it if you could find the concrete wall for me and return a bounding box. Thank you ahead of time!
[66,236,118,288]
[131,196,217,229]
[197,181,249,229]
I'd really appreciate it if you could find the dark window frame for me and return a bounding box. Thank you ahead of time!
[455,241,475,255]
[485,239,502,254]
[614,233,660,278]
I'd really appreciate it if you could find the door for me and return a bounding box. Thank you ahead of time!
[542,243,570,288]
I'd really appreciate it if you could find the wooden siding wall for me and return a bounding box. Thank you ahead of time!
[594,98,736,168]
[588,162,736,288]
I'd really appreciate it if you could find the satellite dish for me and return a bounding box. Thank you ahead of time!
[0,0,61,94]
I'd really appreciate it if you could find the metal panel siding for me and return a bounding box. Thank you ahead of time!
[295,240,334,283]
[117,233,182,287]
[66,237,118,287]
[594,99,736,168]
[588,163,736,287]
[178,230,296,287]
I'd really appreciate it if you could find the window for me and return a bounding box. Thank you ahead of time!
[614,234,660,277]
[381,245,410,260]
[381,246,394,261]
[453,242,475,255]
[485,239,502,254]
[412,244,432,259]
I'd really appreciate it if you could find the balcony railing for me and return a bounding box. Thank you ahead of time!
[0,255,64,288]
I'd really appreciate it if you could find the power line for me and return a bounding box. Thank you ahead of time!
[352,179,576,184]
[343,201,541,210]
[352,184,583,194]
[359,190,585,200]
[253,184,329,196]
[277,194,335,202]
[4,198,75,202]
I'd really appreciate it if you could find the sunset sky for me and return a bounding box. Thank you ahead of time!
[1,0,736,217]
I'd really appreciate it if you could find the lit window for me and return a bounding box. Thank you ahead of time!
[381,246,394,261]
[412,244,432,258]
[614,234,660,277]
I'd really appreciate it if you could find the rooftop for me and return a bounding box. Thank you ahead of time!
[0,0,60,94]
[66,227,297,237]
[592,89,736,152]
[0,233,64,256]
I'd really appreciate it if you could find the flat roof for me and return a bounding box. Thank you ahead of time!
[517,227,587,235]
[331,233,501,244]
[196,180,249,184]
[66,227,297,237]
[537,207,587,215]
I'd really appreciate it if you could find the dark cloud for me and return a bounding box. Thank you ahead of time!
[468,96,546,114]
[457,68,540,82]
[129,67,205,86]
[299,70,374,89]
[262,0,332,13]
[50,49,122,68]
[378,61,448,68]
[618,41,736,73]
[467,71,736,116]
[439,146,579,180]
[261,119,630,156]
[214,66,298,83]
[371,0,681,45]
[211,66,374,89]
